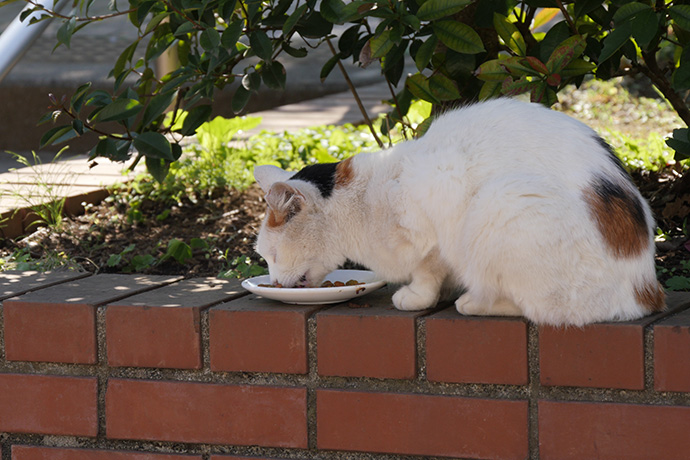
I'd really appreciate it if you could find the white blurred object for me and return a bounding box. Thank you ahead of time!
[0,0,71,83]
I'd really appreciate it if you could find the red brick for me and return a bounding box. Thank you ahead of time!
[12,446,200,460]
[3,274,181,363]
[316,290,421,379]
[426,308,527,384]
[210,295,318,374]
[539,400,690,460]
[0,374,98,436]
[107,278,244,369]
[210,457,294,460]
[106,379,307,448]
[317,389,528,459]
[654,297,690,392]
[539,322,646,389]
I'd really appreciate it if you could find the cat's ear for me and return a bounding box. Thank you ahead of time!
[264,182,305,227]
[254,165,293,193]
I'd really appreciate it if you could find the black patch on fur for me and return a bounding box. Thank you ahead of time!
[594,135,629,177]
[593,175,648,234]
[290,162,338,198]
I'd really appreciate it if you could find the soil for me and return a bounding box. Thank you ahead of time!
[1,164,688,287]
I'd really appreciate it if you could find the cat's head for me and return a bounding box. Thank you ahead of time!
[253,164,342,287]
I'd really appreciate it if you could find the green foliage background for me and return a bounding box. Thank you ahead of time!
[4,0,690,178]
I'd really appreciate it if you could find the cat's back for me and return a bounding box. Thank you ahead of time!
[399,98,623,193]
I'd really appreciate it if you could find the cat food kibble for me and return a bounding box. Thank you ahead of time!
[258,279,364,288]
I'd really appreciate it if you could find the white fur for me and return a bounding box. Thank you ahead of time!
[253,99,661,326]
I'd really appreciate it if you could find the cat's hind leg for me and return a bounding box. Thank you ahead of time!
[392,254,446,311]
[455,292,522,317]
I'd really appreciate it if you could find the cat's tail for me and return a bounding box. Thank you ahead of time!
[634,278,666,314]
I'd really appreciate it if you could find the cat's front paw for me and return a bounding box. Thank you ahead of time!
[392,286,436,311]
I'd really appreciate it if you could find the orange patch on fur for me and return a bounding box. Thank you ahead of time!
[583,183,649,258]
[335,157,354,188]
[635,280,666,313]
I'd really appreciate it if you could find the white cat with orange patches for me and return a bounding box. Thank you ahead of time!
[253,98,664,326]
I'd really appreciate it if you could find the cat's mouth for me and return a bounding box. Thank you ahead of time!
[276,271,313,288]
[295,274,309,288]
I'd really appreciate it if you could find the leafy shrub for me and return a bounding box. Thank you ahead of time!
[5,0,687,180]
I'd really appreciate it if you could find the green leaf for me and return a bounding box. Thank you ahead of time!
[222,19,244,48]
[598,22,632,64]
[414,36,438,71]
[665,276,690,291]
[429,74,461,101]
[417,0,471,21]
[546,35,586,74]
[631,9,660,50]
[90,98,142,123]
[200,27,221,51]
[72,119,84,135]
[405,73,440,104]
[180,105,212,136]
[113,40,139,78]
[673,59,690,92]
[433,20,485,54]
[163,239,193,264]
[493,13,526,56]
[242,72,262,91]
[283,3,308,34]
[56,16,77,48]
[501,76,535,97]
[231,86,251,114]
[530,82,558,106]
[369,29,395,59]
[141,91,176,127]
[259,60,286,89]
[107,254,122,267]
[70,82,92,113]
[321,53,341,82]
[145,156,170,183]
[666,129,690,161]
[478,79,502,100]
[281,42,308,58]
[669,5,690,31]
[91,138,130,162]
[475,59,510,81]
[39,125,75,148]
[560,58,597,78]
[249,30,273,61]
[523,56,549,74]
[145,11,170,35]
[133,131,174,160]
[612,2,652,25]
[129,254,157,271]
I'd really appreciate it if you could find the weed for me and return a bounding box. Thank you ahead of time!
[0,246,81,272]
[218,254,268,279]
[3,148,75,232]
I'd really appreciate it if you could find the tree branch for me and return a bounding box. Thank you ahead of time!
[325,37,384,148]
[638,51,690,127]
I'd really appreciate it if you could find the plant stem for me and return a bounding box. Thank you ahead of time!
[25,0,134,22]
[555,0,577,35]
[325,38,384,149]
[638,51,690,127]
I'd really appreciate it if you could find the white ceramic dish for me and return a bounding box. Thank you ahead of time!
[241,269,385,305]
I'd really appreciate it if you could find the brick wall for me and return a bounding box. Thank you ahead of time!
[1,271,690,460]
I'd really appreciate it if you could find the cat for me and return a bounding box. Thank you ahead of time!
[252,98,665,326]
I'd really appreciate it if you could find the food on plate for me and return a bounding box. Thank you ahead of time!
[257,279,364,288]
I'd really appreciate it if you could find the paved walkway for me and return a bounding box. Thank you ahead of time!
[0,79,391,239]
[0,2,398,239]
